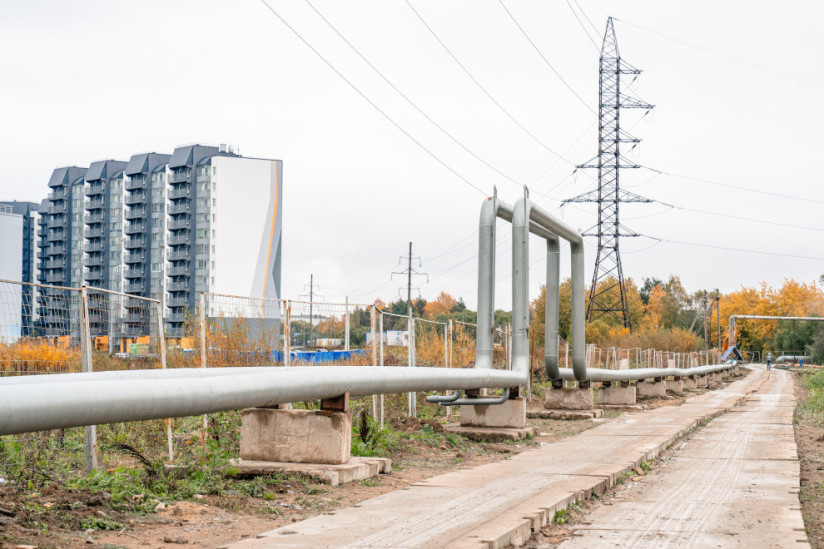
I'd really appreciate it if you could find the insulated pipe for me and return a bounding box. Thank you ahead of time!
[511,197,532,378]
[554,363,734,382]
[545,237,561,380]
[728,315,824,349]
[425,390,462,403]
[528,203,587,382]
[476,196,559,371]
[0,366,526,435]
[442,388,510,406]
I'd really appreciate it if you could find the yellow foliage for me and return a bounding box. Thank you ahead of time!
[0,339,81,374]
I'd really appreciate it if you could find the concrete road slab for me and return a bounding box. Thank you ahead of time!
[560,369,808,549]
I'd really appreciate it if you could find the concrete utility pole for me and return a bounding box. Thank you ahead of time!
[703,291,709,351]
[391,242,428,418]
[716,289,721,351]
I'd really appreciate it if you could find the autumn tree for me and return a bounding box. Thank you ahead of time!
[424,292,456,319]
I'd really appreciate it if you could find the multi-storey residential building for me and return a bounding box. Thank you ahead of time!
[0,201,42,337]
[32,144,282,340]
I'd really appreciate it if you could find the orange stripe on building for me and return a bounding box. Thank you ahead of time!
[262,164,279,300]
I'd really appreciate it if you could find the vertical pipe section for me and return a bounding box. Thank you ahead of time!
[511,197,531,377]
[476,197,497,370]
[544,237,561,380]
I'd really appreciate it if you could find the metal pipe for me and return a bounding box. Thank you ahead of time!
[442,388,510,406]
[556,363,734,382]
[545,237,561,380]
[0,366,527,436]
[426,390,462,403]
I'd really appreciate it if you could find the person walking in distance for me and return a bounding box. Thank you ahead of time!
[766,353,772,371]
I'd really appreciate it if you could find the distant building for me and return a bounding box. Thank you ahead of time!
[32,144,282,339]
[366,330,409,347]
[0,201,42,338]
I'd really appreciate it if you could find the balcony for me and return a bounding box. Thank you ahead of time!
[169,169,192,184]
[84,211,104,224]
[124,266,144,279]
[125,177,146,191]
[44,258,66,269]
[168,185,191,200]
[167,312,186,323]
[167,249,189,261]
[46,216,65,228]
[48,188,67,200]
[47,244,66,256]
[166,296,189,308]
[125,205,146,220]
[124,251,145,263]
[85,269,103,282]
[125,221,145,235]
[84,255,103,267]
[46,230,65,242]
[168,216,190,230]
[124,236,145,249]
[167,264,190,277]
[86,240,104,253]
[168,233,189,246]
[125,191,146,205]
[49,203,66,215]
[86,182,104,196]
[45,271,64,284]
[85,226,104,239]
[85,197,104,210]
[122,313,147,324]
[167,281,189,292]
[168,202,190,215]
[125,281,144,294]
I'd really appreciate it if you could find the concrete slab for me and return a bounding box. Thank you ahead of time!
[528,409,603,420]
[229,457,391,487]
[559,369,808,548]
[695,375,708,387]
[224,367,781,549]
[460,398,526,428]
[544,387,594,410]
[595,385,636,405]
[445,424,540,442]
[682,377,697,390]
[637,381,667,398]
[667,380,684,394]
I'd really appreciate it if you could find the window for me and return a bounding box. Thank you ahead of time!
[151,262,161,273]
[211,245,215,254]
[151,233,160,242]
[110,251,119,260]
[197,213,208,223]
[152,204,161,212]
[211,261,215,270]
[197,260,208,270]
[73,213,80,222]
[198,198,209,208]
[151,218,159,228]
[196,244,207,254]
[196,229,208,238]
[111,222,121,231]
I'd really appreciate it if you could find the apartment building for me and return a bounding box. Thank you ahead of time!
[31,144,282,339]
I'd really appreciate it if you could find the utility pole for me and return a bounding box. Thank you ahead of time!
[715,289,721,351]
[703,291,709,351]
[391,242,428,418]
[563,17,654,330]
[300,274,322,350]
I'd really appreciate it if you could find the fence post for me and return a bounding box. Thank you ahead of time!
[79,285,98,471]
[379,311,385,428]
[284,300,291,367]
[370,305,377,420]
[155,300,173,463]
[199,292,207,450]
[345,297,351,352]
[409,317,416,418]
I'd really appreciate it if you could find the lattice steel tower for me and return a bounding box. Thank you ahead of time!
[564,17,653,329]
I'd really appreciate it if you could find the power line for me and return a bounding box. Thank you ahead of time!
[403,0,574,163]
[642,166,824,206]
[564,0,600,51]
[257,0,486,195]
[497,0,595,113]
[639,234,824,261]
[303,0,530,192]
[614,18,824,91]
[570,0,601,37]
[650,199,824,234]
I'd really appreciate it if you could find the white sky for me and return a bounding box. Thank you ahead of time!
[2,0,823,309]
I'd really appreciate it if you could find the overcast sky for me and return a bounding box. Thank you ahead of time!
[2,1,823,309]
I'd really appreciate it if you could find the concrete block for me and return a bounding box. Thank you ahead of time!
[544,387,594,410]
[230,457,391,487]
[460,397,526,429]
[239,408,351,465]
[595,384,636,405]
[667,380,685,395]
[637,381,667,398]
[445,424,539,442]
[528,409,603,420]
[682,377,697,390]
[696,375,708,387]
